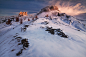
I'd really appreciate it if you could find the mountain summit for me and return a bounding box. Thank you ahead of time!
[37,5,59,15]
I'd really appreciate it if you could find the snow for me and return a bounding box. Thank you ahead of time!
[0,11,86,57]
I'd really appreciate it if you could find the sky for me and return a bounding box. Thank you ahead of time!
[0,0,86,16]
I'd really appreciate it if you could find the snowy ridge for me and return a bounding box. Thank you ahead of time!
[0,11,86,57]
[38,11,86,32]
[61,15,86,32]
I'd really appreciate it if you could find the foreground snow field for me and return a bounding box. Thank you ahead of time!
[0,11,86,57]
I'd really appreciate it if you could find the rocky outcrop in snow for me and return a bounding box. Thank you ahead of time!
[37,5,59,15]
[45,27,68,38]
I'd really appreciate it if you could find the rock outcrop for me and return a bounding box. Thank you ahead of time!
[19,12,28,16]
[37,5,59,15]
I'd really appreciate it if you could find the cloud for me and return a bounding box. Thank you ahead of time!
[48,0,86,15]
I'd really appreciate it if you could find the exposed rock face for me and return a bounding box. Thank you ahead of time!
[16,17,19,22]
[19,12,28,16]
[37,5,59,15]
[16,49,23,56]
[45,27,68,38]
[6,19,12,25]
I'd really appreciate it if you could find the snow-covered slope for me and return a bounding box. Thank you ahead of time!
[0,11,86,57]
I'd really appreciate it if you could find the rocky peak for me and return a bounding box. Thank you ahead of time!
[37,5,59,15]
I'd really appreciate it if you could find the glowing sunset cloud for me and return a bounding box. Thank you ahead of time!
[49,1,86,16]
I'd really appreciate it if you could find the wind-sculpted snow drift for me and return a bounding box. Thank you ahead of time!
[0,5,86,57]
